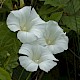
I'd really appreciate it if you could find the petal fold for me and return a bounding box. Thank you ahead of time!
[19,56,38,72]
[39,60,57,72]
[48,33,68,54]
[7,12,20,32]
[17,31,37,43]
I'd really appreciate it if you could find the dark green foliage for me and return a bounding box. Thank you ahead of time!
[0,67,11,80]
[0,22,21,75]
[12,66,30,80]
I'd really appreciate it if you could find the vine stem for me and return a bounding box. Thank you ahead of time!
[18,69,24,80]
[26,72,32,80]
[4,55,10,69]
[38,71,44,80]
[71,0,80,55]
[69,49,80,60]
[0,0,6,8]
[71,0,79,80]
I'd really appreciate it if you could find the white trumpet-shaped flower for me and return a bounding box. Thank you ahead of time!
[34,21,68,54]
[19,44,58,72]
[7,6,44,43]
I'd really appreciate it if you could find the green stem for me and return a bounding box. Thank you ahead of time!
[71,0,79,55]
[26,72,32,80]
[38,71,44,80]
[69,49,80,60]
[4,56,10,69]
[18,69,24,80]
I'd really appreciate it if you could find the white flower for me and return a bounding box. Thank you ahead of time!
[7,6,44,43]
[34,21,68,54]
[19,44,58,72]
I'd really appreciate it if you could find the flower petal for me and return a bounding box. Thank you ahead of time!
[19,44,33,57]
[17,31,37,43]
[48,33,68,54]
[19,56,38,72]
[33,20,63,38]
[18,6,44,30]
[28,8,45,25]
[30,17,45,27]
[43,21,63,41]
[7,6,44,32]
[7,6,31,32]
[32,20,64,45]
[10,6,31,29]
[40,53,58,61]
[7,12,20,32]
[39,60,57,72]
[33,20,68,54]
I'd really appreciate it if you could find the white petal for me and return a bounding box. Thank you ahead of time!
[7,12,20,32]
[33,20,68,54]
[48,33,68,54]
[34,20,63,36]
[17,31,37,43]
[29,38,47,46]
[26,62,38,72]
[19,44,45,59]
[18,6,44,30]
[32,20,63,45]
[11,6,31,28]
[7,25,20,32]
[7,6,44,33]
[19,44,33,57]
[30,17,45,27]
[20,6,44,29]
[29,8,39,19]
[7,6,31,32]
[29,8,44,24]
[28,45,45,60]
[39,60,57,72]
[43,21,63,41]
[18,6,35,30]
[40,53,58,61]
[19,56,38,72]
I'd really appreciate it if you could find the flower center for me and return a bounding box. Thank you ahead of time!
[48,40,51,45]
[46,39,52,45]
[34,59,39,63]
[21,25,31,32]
[46,38,55,45]
[22,26,27,31]
[21,26,28,31]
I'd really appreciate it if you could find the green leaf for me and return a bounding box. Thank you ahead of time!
[0,22,21,73]
[61,26,70,33]
[44,0,70,7]
[38,5,62,21]
[39,5,57,16]
[3,0,13,10]
[48,12,63,22]
[64,0,80,14]
[20,0,24,8]
[12,66,30,80]
[62,16,80,34]
[39,0,45,1]
[0,67,11,80]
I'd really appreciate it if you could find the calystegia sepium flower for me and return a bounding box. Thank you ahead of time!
[19,44,58,72]
[6,6,69,73]
[34,21,68,54]
[7,6,44,43]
